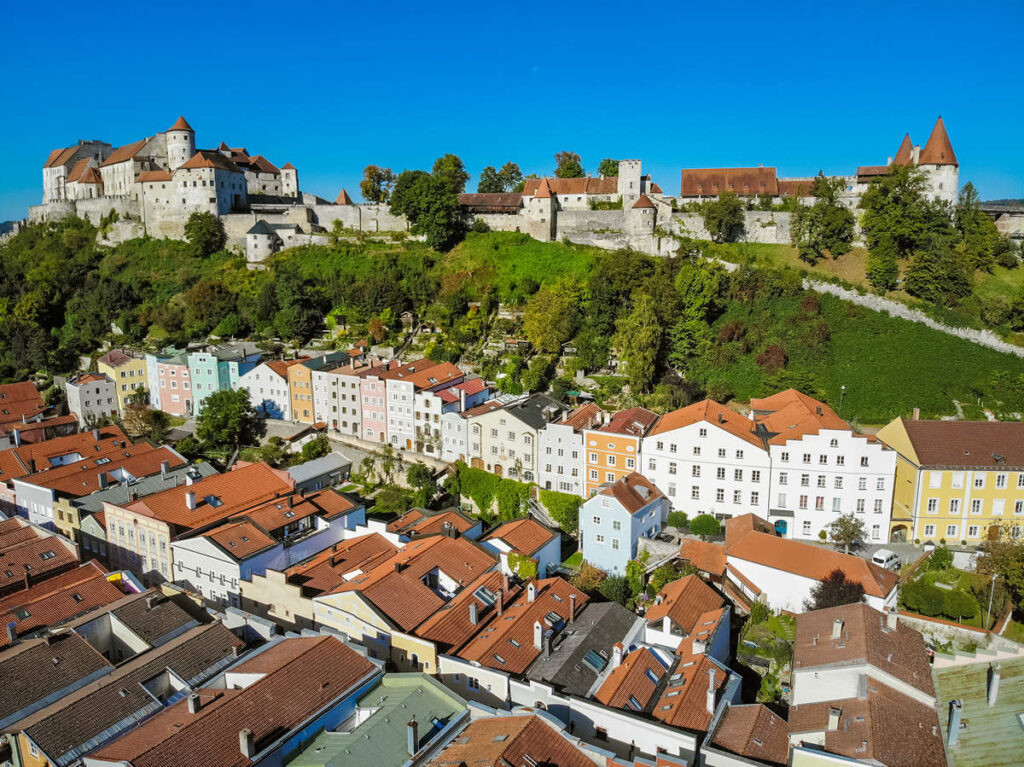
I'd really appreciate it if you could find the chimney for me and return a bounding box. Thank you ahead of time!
[407,717,419,756]
[496,589,504,617]
[527,583,536,602]
[185,491,197,510]
[23,565,31,591]
[706,668,717,714]
[612,642,623,669]
[912,407,921,421]
[93,428,101,441]
[947,700,963,746]
[544,631,551,659]
[533,620,543,650]
[469,602,479,625]
[185,474,194,486]
[239,728,255,759]
[827,707,841,731]
[146,594,160,609]
[988,663,1001,706]
[161,460,170,478]
[12,429,20,447]
[831,618,843,640]
[97,472,108,490]
[6,621,16,645]
[569,593,577,624]
[718,412,723,424]
[886,608,898,631]
[459,386,466,411]
[187,693,201,714]
[816,406,823,416]
[394,561,404,574]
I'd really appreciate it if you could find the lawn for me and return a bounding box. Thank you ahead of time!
[562,551,583,569]
[710,241,873,289]
[1002,620,1024,645]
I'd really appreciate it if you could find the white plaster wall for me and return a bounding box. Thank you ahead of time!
[537,423,585,496]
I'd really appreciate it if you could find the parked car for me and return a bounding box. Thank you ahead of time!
[871,549,900,570]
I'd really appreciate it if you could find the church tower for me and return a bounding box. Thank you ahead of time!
[918,117,958,206]
[166,115,196,171]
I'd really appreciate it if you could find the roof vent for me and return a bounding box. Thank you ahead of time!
[993,453,1005,464]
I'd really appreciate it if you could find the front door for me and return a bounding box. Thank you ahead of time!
[774,520,788,536]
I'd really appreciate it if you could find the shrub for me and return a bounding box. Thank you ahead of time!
[818,530,827,541]
[748,601,771,625]
[570,562,606,594]
[901,580,945,617]
[599,575,631,606]
[689,514,721,539]
[928,545,954,571]
[539,490,581,534]
[943,589,978,621]
[666,511,689,529]
[470,218,491,233]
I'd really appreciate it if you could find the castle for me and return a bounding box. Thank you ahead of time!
[30,116,971,260]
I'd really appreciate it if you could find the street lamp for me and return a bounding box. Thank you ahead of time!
[839,385,847,419]
[987,573,998,628]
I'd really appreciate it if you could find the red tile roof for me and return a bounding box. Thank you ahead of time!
[649,399,764,449]
[44,146,79,169]
[0,562,122,646]
[137,170,173,183]
[777,178,818,197]
[264,357,311,379]
[22,444,184,497]
[562,402,603,431]
[681,167,778,197]
[414,570,519,651]
[66,158,93,183]
[335,188,355,205]
[652,653,729,732]
[100,139,150,167]
[88,636,377,767]
[891,418,1024,468]
[387,508,474,537]
[203,520,277,560]
[919,116,957,167]
[0,425,130,483]
[522,176,619,196]
[463,399,504,417]
[646,575,727,636]
[281,162,296,170]
[178,150,243,173]
[0,521,79,595]
[679,539,726,576]
[594,646,668,710]
[892,133,915,166]
[632,194,656,209]
[598,472,665,514]
[598,406,658,437]
[750,388,849,445]
[427,713,598,767]
[709,704,790,765]
[0,382,47,427]
[725,514,898,599]
[167,115,194,132]
[482,518,557,557]
[793,603,934,695]
[456,577,589,673]
[247,155,280,174]
[286,533,399,595]
[124,462,293,531]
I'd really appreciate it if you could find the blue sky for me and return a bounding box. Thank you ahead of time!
[2,0,1022,221]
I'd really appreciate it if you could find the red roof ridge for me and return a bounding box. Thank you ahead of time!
[534,177,553,198]
[282,162,295,170]
[168,115,194,132]
[918,116,957,167]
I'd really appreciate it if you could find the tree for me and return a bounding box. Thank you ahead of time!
[406,462,438,508]
[955,182,1000,272]
[689,514,721,540]
[523,285,577,353]
[597,158,619,177]
[978,527,1024,603]
[806,568,865,610]
[860,165,956,261]
[122,403,169,442]
[195,389,264,455]
[866,246,899,292]
[614,293,663,394]
[477,166,502,194]
[373,484,412,516]
[904,235,972,306]
[928,545,954,571]
[299,435,330,462]
[498,162,523,193]
[666,511,689,529]
[432,154,470,195]
[701,192,744,243]
[791,176,855,264]
[570,562,606,593]
[521,355,555,393]
[360,165,396,202]
[184,212,226,257]
[943,589,978,621]
[649,560,695,595]
[827,513,866,554]
[572,327,610,372]
[554,151,584,179]
[599,575,631,605]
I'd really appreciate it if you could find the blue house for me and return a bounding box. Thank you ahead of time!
[580,472,670,575]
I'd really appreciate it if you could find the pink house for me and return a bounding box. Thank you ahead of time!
[359,374,388,443]
[155,356,193,416]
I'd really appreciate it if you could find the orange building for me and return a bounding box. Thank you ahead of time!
[582,407,658,496]
[287,352,349,424]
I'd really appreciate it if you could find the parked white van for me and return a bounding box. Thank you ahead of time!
[871,549,900,570]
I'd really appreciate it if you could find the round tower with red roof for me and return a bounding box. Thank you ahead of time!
[917,116,958,206]
[166,115,196,171]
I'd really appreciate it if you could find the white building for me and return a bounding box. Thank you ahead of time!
[466,395,568,482]
[751,389,896,542]
[480,518,561,579]
[238,358,307,420]
[378,359,464,452]
[64,372,118,427]
[537,403,601,496]
[580,473,670,575]
[641,400,771,519]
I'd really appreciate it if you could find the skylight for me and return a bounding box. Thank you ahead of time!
[582,650,607,672]
[474,586,497,606]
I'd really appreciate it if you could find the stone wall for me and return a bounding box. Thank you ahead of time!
[554,209,625,240]
[311,203,409,233]
[75,196,139,226]
[98,219,145,246]
[670,211,793,244]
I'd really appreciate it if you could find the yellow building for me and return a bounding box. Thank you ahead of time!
[288,352,350,424]
[876,417,1024,545]
[582,407,658,496]
[96,348,149,413]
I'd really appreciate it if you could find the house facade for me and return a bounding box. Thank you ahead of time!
[64,373,118,427]
[583,408,657,497]
[580,473,670,574]
[238,358,309,420]
[537,403,601,496]
[96,349,149,413]
[466,395,568,482]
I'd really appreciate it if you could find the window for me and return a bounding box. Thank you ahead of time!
[996,474,1007,489]
[734,469,743,482]
[950,499,960,514]
[994,499,1005,515]
[952,473,964,489]
[830,438,839,447]
[858,477,867,491]
[626,458,635,469]
[716,488,725,502]
[860,457,869,468]
[924,524,936,537]
[802,521,812,535]
[874,499,883,513]
[595,534,605,544]
[946,524,958,538]
[611,538,620,550]
[751,470,761,483]
[876,478,885,491]
[590,470,598,480]
[612,520,621,531]
[856,499,865,513]
[467,677,480,691]
[1016,501,1023,515]
[817,476,826,488]
[834,477,843,489]
[1019,474,1024,488]
[607,455,617,467]
[801,474,810,487]
[836,455,845,466]
[799,495,808,509]
[699,427,707,437]
[968,525,980,538]
[648,459,656,471]
[832,497,842,512]
[972,499,983,515]
[668,462,677,475]
[733,490,742,504]
[590,452,598,463]
[819,454,828,465]
[692,465,701,477]
[974,475,985,489]
[871,525,880,540]
[777,493,787,508]
[716,467,726,480]
[802,453,811,463]
[592,516,601,525]
[736,450,744,460]
[750,491,759,506]
[606,472,615,483]
[718,448,726,458]
[693,446,701,456]
[780,452,789,462]
[815,496,825,510]
[668,483,676,496]
[692,486,700,500]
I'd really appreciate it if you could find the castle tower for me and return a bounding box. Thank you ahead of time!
[918,116,958,206]
[627,194,657,236]
[617,159,643,204]
[526,177,556,241]
[891,133,916,166]
[281,162,299,197]
[166,115,196,171]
